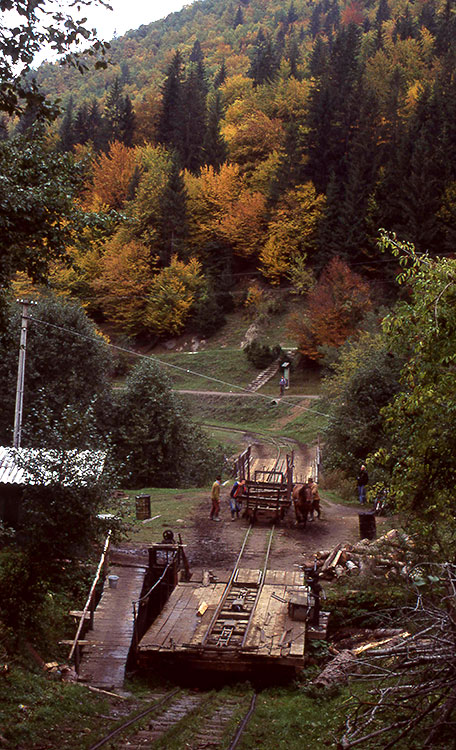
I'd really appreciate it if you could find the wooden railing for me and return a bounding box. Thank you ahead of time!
[67,530,112,672]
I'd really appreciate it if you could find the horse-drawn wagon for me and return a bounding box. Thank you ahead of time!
[234,447,294,523]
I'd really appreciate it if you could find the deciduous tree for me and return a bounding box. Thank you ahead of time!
[287,257,372,361]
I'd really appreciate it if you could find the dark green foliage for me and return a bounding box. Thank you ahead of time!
[247,29,280,87]
[268,123,307,204]
[0,136,105,325]
[203,90,227,171]
[306,23,363,193]
[180,61,208,172]
[59,95,75,152]
[244,339,283,369]
[72,101,90,145]
[111,359,223,487]
[156,155,188,264]
[191,285,228,337]
[0,0,108,121]
[213,60,227,88]
[322,334,403,476]
[103,76,136,148]
[157,50,184,153]
[233,6,244,28]
[0,295,112,446]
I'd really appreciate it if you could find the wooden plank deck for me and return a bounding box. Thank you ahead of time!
[138,568,308,670]
[78,563,146,689]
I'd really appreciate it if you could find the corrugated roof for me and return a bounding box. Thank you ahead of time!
[0,446,106,486]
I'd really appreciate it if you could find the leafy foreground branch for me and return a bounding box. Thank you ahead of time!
[338,563,456,749]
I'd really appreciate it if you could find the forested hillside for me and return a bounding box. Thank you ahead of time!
[11,0,450,346]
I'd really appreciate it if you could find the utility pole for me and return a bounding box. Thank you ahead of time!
[13,299,36,449]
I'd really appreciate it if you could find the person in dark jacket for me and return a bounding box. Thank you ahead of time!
[229,478,246,520]
[357,465,369,504]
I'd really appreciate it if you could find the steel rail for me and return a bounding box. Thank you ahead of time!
[87,688,180,750]
[200,524,253,646]
[240,525,275,647]
[228,693,258,750]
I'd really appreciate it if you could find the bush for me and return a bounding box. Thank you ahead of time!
[244,339,283,370]
[320,468,356,503]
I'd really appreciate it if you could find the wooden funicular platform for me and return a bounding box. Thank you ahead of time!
[136,526,326,677]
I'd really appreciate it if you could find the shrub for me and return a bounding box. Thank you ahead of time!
[244,339,283,370]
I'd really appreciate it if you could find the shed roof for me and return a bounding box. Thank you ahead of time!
[0,446,106,486]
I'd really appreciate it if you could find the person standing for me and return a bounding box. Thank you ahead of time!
[279,375,286,396]
[357,465,369,504]
[229,478,246,520]
[210,475,222,521]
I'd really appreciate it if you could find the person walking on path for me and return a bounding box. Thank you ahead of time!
[357,465,369,504]
[279,375,287,397]
[229,478,246,520]
[210,475,222,521]
[308,477,321,520]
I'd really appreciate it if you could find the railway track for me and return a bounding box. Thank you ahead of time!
[201,524,275,650]
[88,688,256,749]
[88,528,274,749]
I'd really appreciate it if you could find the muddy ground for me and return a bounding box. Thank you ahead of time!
[187,493,389,576]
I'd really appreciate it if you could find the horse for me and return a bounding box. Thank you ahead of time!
[292,483,314,528]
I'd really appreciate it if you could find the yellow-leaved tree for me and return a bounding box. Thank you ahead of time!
[94,234,155,334]
[185,163,266,260]
[145,255,206,337]
[260,182,325,284]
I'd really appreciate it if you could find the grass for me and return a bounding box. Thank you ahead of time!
[0,664,113,750]
[153,348,259,392]
[237,684,353,749]
[114,486,206,545]
[180,392,327,445]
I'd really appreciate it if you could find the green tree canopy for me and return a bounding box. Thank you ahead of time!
[322,330,403,476]
[0,295,112,446]
[375,232,456,556]
[0,0,109,119]
[111,358,223,488]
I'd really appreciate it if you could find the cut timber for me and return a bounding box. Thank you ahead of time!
[321,544,344,572]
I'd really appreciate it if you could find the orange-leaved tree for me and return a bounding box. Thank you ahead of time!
[287,257,372,361]
[185,163,266,259]
[86,141,138,210]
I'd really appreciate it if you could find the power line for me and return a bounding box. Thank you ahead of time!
[25,314,331,419]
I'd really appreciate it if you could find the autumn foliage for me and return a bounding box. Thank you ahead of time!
[287,257,372,361]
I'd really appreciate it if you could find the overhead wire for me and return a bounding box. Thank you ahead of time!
[25,313,331,418]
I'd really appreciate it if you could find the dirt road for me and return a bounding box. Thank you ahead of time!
[187,493,385,575]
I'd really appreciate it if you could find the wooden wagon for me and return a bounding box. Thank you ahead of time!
[234,448,295,523]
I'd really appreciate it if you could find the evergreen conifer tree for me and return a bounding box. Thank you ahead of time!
[189,39,204,63]
[157,50,184,155]
[180,61,208,172]
[121,94,136,147]
[59,95,75,152]
[247,30,279,87]
[203,90,227,172]
[157,155,188,265]
[214,60,227,89]
[87,98,105,151]
[233,6,244,28]
[73,102,90,146]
